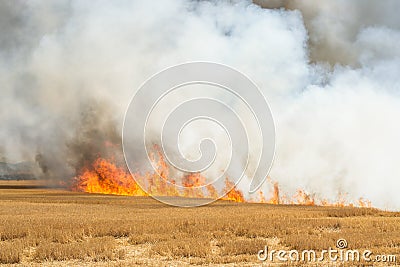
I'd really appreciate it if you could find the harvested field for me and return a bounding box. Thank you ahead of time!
[0,180,399,266]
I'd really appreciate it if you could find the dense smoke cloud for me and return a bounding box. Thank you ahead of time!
[254,0,400,66]
[0,0,399,209]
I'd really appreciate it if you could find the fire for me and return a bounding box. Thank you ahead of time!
[73,158,147,196]
[72,145,372,207]
[182,172,207,198]
[358,197,372,208]
[222,178,244,202]
[270,182,280,204]
[72,145,243,201]
[294,189,315,206]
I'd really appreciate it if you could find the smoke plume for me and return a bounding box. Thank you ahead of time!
[1,0,399,209]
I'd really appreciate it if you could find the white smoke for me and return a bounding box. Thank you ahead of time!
[1,0,399,209]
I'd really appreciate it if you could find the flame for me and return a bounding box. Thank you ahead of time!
[182,172,207,198]
[221,178,244,202]
[358,197,372,208]
[72,145,239,201]
[269,181,280,204]
[73,158,147,196]
[294,189,315,206]
[72,144,373,207]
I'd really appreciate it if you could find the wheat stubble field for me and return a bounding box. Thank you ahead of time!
[0,180,399,266]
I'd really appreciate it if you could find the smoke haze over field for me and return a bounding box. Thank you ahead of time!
[1,0,399,209]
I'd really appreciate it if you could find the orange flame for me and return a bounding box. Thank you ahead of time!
[182,172,207,198]
[72,144,372,207]
[73,158,147,196]
[221,178,244,202]
[294,189,315,206]
[72,145,243,201]
[269,181,280,204]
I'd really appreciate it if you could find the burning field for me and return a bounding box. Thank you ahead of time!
[1,0,400,266]
[2,0,400,211]
[71,145,372,208]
